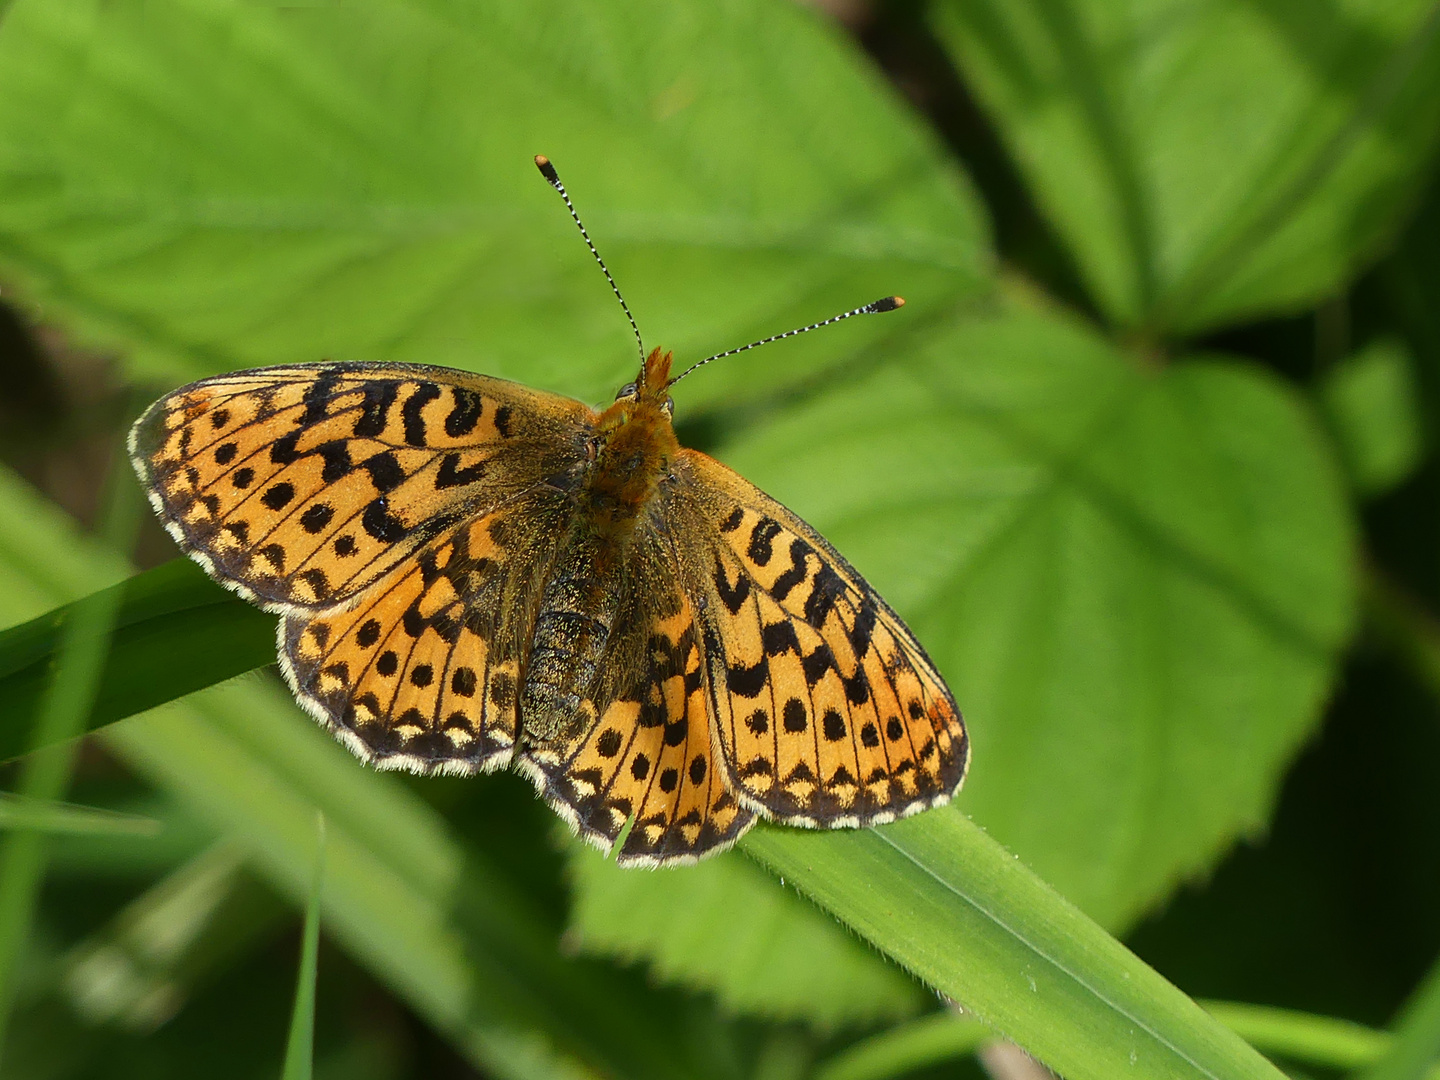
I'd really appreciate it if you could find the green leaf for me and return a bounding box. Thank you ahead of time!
[742,812,1287,1080]
[1319,337,1424,496]
[931,0,1440,334]
[566,841,925,1027]
[281,814,325,1080]
[718,305,1356,927]
[0,0,989,410]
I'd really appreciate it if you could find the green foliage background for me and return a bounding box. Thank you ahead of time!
[0,1,1436,1078]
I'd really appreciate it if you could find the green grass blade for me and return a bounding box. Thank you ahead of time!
[814,1001,1440,1080]
[0,793,160,837]
[0,558,272,763]
[281,813,325,1080]
[742,813,1287,1080]
[0,459,141,1060]
[1359,954,1440,1080]
[813,1012,988,1080]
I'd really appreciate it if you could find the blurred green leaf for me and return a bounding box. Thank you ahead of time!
[0,0,988,411]
[720,305,1356,927]
[743,812,1287,1080]
[566,840,925,1028]
[1319,338,1423,496]
[281,814,324,1080]
[0,794,160,837]
[931,0,1440,335]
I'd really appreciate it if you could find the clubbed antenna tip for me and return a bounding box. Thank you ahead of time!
[534,154,644,363]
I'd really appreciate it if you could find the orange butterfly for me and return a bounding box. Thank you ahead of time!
[129,157,967,865]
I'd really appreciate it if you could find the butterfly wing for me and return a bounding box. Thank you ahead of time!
[129,362,593,612]
[516,528,756,866]
[673,451,968,827]
[280,485,575,774]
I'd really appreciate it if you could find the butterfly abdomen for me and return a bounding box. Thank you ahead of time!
[521,534,620,746]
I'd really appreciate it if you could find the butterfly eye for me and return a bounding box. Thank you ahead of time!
[662,397,674,416]
[615,382,637,401]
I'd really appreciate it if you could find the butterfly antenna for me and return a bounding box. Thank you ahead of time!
[535,155,645,365]
[666,296,904,389]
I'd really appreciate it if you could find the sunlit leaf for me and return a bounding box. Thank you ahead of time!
[0,0,989,411]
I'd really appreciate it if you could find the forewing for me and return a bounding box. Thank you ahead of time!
[129,362,592,611]
[517,535,755,867]
[675,452,968,827]
[281,486,572,774]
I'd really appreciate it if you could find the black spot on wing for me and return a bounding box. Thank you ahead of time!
[445,388,483,437]
[803,563,845,627]
[761,621,800,656]
[493,405,513,438]
[362,498,407,542]
[436,453,486,489]
[714,561,750,614]
[362,451,405,492]
[301,371,342,425]
[316,440,353,482]
[355,382,399,438]
[402,384,441,445]
[727,661,768,698]
[748,517,781,566]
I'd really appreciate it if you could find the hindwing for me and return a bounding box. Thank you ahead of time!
[280,484,574,774]
[517,529,756,866]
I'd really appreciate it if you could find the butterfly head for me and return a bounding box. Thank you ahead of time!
[608,346,675,417]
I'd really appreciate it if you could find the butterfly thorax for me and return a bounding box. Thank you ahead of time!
[582,347,679,542]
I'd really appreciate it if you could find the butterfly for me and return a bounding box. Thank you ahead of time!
[128,158,968,866]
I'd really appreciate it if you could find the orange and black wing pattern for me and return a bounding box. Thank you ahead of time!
[281,487,573,774]
[517,533,756,866]
[128,362,592,612]
[130,362,593,774]
[672,452,968,829]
